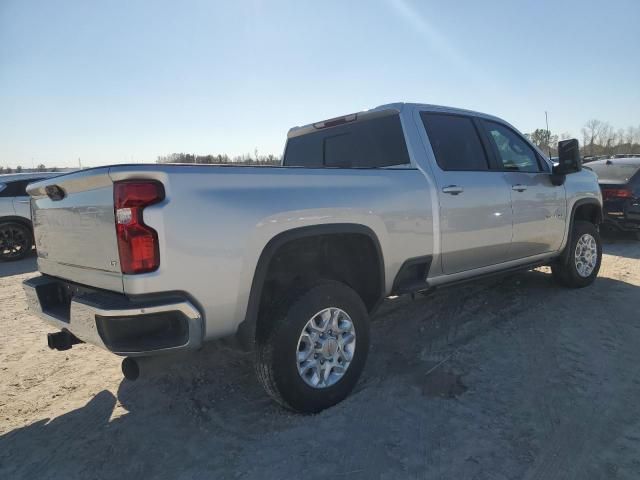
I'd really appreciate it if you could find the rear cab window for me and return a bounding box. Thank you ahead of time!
[283,114,410,168]
[585,162,640,185]
[420,112,489,171]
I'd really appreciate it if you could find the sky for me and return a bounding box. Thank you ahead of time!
[1,0,639,168]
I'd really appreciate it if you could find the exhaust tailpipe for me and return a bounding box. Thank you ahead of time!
[47,331,82,351]
[121,357,141,381]
[121,354,186,381]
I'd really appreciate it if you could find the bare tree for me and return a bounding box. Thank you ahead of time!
[626,126,635,146]
[582,119,606,156]
[600,123,616,155]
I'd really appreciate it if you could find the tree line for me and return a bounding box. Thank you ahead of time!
[0,164,62,175]
[5,118,638,174]
[158,120,640,166]
[156,150,281,165]
[526,120,640,158]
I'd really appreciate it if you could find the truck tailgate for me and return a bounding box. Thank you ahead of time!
[27,168,124,292]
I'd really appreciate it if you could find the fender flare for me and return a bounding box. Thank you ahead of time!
[235,223,385,349]
[558,198,603,264]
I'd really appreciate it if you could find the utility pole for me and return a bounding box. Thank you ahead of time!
[78,157,82,169]
[545,111,552,158]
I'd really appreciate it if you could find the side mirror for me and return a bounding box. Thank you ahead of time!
[554,139,582,175]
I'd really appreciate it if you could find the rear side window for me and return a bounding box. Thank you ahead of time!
[283,114,410,168]
[420,113,489,171]
[0,179,39,197]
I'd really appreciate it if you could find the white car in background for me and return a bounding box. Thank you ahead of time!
[0,172,63,261]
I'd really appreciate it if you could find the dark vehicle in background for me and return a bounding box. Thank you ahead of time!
[585,158,640,238]
[0,172,62,261]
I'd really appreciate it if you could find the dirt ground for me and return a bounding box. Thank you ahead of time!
[1,234,639,480]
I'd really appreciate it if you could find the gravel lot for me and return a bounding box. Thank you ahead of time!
[1,234,639,479]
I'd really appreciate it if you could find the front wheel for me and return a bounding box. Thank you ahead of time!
[255,281,370,413]
[551,221,602,288]
[0,222,33,262]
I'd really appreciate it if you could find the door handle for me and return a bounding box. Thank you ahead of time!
[16,200,31,204]
[442,185,464,195]
[512,184,527,192]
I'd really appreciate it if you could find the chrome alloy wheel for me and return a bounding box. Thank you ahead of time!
[296,307,356,389]
[575,233,598,278]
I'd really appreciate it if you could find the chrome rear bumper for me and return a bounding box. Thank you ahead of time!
[23,275,204,357]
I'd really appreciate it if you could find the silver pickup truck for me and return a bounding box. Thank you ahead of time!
[23,103,603,413]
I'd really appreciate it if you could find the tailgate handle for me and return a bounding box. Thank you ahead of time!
[45,185,66,201]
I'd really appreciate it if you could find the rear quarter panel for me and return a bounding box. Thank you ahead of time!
[109,165,433,340]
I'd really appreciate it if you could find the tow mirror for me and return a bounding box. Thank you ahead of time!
[554,139,582,175]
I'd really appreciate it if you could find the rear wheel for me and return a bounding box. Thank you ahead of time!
[552,221,602,288]
[255,280,370,413]
[0,223,32,261]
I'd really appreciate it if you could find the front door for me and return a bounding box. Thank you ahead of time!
[481,120,566,259]
[420,112,513,274]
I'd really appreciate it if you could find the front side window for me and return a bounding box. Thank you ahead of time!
[485,122,540,173]
[283,114,410,168]
[420,113,489,171]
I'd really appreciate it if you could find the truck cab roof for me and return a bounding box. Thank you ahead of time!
[287,102,508,139]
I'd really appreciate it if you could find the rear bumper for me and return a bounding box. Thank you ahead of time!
[23,275,204,357]
[603,213,640,231]
[603,199,640,231]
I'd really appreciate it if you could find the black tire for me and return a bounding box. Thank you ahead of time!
[551,221,602,288]
[0,222,33,262]
[255,280,370,413]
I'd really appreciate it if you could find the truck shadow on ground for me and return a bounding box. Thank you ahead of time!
[2,249,640,479]
[0,253,37,278]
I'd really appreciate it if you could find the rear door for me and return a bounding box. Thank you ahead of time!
[420,112,513,274]
[480,120,566,259]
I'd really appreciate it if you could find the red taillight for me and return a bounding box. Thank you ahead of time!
[602,188,633,200]
[114,181,165,274]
